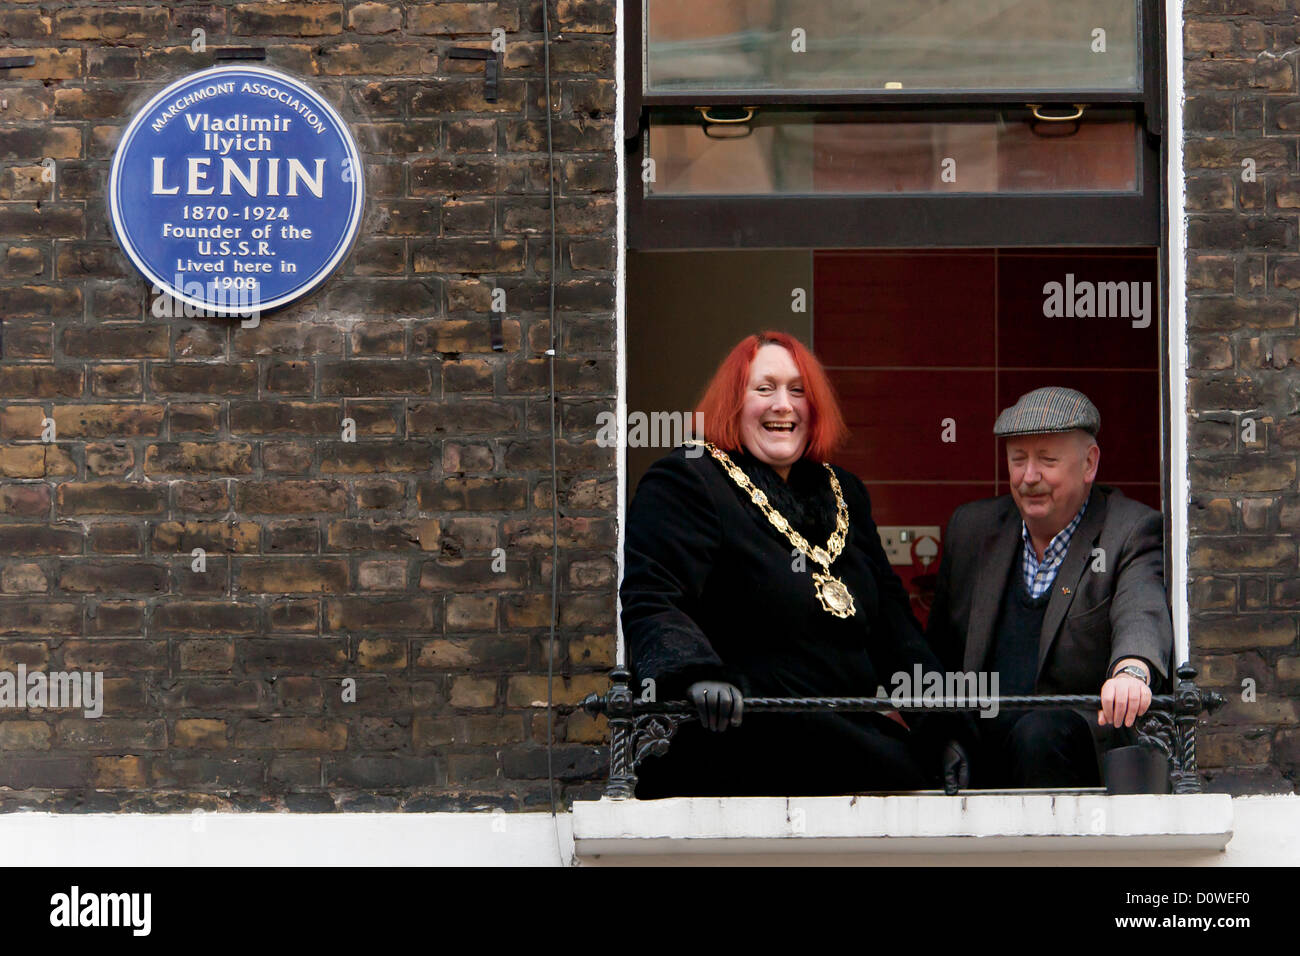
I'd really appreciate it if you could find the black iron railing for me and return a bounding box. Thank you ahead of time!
[580,663,1225,799]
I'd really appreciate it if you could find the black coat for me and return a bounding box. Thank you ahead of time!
[620,444,964,798]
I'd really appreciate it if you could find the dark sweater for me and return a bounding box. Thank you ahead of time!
[989,557,1052,697]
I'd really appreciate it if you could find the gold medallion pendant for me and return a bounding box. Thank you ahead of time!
[813,572,856,619]
[685,439,857,619]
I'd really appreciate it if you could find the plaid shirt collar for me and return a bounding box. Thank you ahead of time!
[1021,498,1089,599]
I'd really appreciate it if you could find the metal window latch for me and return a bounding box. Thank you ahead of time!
[1026,103,1088,137]
[695,106,758,139]
[695,106,757,125]
[449,47,500,103]
[1027,103,1087,122]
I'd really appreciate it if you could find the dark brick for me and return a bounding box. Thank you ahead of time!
[237,558,349,594]
[231,2,343,35]
[502,745,605,780]
[238,639,348,671]
[407,400,521,435]
[323,279,442,316]
[325,596,437,630]
[265,520,321,554]
[58,482,166,515]
[52,404,165,438]
[144,442,254,476]
[236,480,348,513]
[91,366,144,398]
[0,601,79,636]
[326,756,445,787]
[57,561,167,594]
[229,402,341,435]
[88,522,142,554]
[0,199,83,236]
[0,524,82,555]
[151,759,265,789]
[320,361,434,395]
[55,6,168,40]
[417,477,528,511]
[87,602,145,635]
[0,758,86,789]
[354,479,405,509]
[173,482,230,514]
[233,324,343,357]
[150,364,258,396]
[0,484,52,516]
[0,366,83,398]
[325,518,439,552]
[267,362,315,393]
[150,522,260,554]
[319,441,436,473]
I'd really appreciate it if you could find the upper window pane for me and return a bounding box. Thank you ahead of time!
[645,0,1141,94]
[646,108,1140,196]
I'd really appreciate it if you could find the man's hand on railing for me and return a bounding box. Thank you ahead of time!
[942,740,971,794]
[688,681,744,732]
[1098,658,1153,727]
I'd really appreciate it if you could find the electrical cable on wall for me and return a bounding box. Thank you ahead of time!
[539,0,566,864]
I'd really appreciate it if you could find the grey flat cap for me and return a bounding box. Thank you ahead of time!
[994,386,1100,437]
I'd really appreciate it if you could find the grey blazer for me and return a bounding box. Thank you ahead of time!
[925,484,1174,755]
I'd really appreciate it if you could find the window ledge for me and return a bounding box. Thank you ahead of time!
[571,792,1234,858]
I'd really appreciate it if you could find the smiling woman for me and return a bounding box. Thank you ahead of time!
[620,331,974,797]
[738,343,811,480]
[695,330,847,466]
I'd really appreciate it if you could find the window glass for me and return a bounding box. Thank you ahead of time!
[646,0,1140,93]
[646,108,1141,195]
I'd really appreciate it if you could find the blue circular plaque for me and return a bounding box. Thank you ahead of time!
[109,65,364,315]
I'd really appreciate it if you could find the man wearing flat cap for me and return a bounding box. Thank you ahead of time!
[926,386,1173,787]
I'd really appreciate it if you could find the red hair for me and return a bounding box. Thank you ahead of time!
[695,331,849,461]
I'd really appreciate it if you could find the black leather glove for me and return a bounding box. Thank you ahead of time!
[942,740,971,794]
[687,681,744,732]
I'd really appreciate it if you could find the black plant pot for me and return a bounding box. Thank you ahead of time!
[1103,743,1171,794]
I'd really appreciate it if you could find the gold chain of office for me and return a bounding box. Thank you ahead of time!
[684,439,856,619]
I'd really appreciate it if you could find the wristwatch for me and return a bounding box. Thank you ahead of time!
[1114,663,1150,685]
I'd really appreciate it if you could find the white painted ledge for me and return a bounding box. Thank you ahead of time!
[572,792,1235,858]
[12,793,1297,866]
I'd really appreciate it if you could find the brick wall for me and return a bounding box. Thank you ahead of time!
[0,1,617,810]
[4,0,1296,812]
[1184,0,1300,794]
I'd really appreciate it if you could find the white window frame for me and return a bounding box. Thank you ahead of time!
[605,1,1195,855]
[613,0,1191,674]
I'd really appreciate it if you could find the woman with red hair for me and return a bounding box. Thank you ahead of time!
[621,332,970,797]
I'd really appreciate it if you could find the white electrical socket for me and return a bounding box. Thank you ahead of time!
[876,526,941,566]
